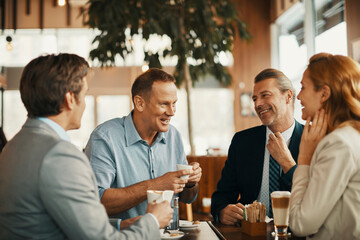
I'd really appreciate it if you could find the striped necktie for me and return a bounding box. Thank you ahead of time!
[269,155,280,217]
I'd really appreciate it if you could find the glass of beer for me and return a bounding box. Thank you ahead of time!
[271,191,291,237]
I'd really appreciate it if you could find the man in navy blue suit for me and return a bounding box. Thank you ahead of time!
[211,68,304,224]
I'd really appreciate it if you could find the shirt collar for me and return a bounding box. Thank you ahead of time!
[157,131,167,144]
[124,111,167,147]
[37,117,71,142]
[266,121,295,145]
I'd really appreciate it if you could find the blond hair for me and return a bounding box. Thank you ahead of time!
[307,53,360,133]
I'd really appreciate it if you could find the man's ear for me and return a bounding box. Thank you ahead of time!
[320,85,331,103]
[133,95,146,112]
[64,92,75,110]
[286,90,293,104]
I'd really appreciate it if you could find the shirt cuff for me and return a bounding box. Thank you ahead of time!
[98,187,107,200]
[117,219,122,230]
[148,213,160,228]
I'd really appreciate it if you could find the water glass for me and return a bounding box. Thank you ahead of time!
[168,197,179,230]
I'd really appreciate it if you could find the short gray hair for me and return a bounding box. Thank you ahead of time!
[254,68,296,104]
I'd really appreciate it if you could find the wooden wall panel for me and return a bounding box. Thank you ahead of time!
[230,0,270,132]
[15,0,41,29]
[2,0,84,29]
[345,0,360,58]
[270,0,300,22]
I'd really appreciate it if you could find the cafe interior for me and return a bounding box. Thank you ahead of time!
[0,0,359,238]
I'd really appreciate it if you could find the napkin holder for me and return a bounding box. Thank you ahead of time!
[241,220,266,236]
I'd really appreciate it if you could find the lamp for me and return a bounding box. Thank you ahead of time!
[6,36,12,51]
[141,65,149,72]
[58,0,66,6]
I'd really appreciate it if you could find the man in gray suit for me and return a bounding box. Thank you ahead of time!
[0,53,173,239]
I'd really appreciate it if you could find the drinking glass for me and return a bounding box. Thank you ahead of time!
[168,197,179,230]
[270,191,291,237]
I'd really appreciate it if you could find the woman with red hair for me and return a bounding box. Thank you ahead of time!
[289,53,360,239]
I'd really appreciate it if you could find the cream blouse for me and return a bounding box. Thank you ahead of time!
[289,126,360,240]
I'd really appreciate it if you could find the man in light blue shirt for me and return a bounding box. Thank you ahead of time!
[85,68,202,219]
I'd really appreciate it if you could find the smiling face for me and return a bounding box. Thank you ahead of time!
[141,81,178,134]
[297,70,324,120]
[252,78,293,132]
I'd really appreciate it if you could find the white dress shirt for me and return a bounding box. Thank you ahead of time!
[257,122,295,216]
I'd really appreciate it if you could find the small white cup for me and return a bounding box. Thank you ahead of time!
[147,190,174,203]
[176,164,193,179]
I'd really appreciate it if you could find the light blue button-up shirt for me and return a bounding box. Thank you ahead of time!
[85,112,188,219]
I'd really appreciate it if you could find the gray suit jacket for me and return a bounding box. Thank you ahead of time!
[0,118,160,240]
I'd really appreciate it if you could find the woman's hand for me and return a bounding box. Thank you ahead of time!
[298,109,328,165]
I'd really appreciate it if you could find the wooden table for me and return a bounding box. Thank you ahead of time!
[180,222,220,240]
[178,221,305,240]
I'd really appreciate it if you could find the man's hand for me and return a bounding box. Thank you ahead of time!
[146,201,173,229]
[151,169,192,193]
[187,162,202,187]
[219,203,244,225]
[267,132,296,173]
[298,109,327,165]
[120,216,142,229]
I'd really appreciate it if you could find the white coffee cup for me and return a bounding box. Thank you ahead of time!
[147,190,174,203]
[271,191,291,237]
[176,164,193,179]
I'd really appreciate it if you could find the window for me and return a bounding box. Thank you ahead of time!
[272,0,347,123]
[172,88,234,155]
[67,96,95,149]
[3,91,27,140]
[2,91,95,150]
[96,95,131,125]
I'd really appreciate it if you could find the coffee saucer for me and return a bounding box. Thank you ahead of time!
[179,220,200,229]
[160,229,184,239]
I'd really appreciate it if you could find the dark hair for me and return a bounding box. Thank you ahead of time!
[254,68,296,103]
[131,68,176,102]
[20,53,89,118]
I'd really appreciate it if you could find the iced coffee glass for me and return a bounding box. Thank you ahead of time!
[271,191,291,237]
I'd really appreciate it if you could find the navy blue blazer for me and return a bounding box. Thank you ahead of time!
[211,120,304,221]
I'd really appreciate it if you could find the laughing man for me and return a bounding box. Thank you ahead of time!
[211,68,304,224]
[85,68,202,220]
